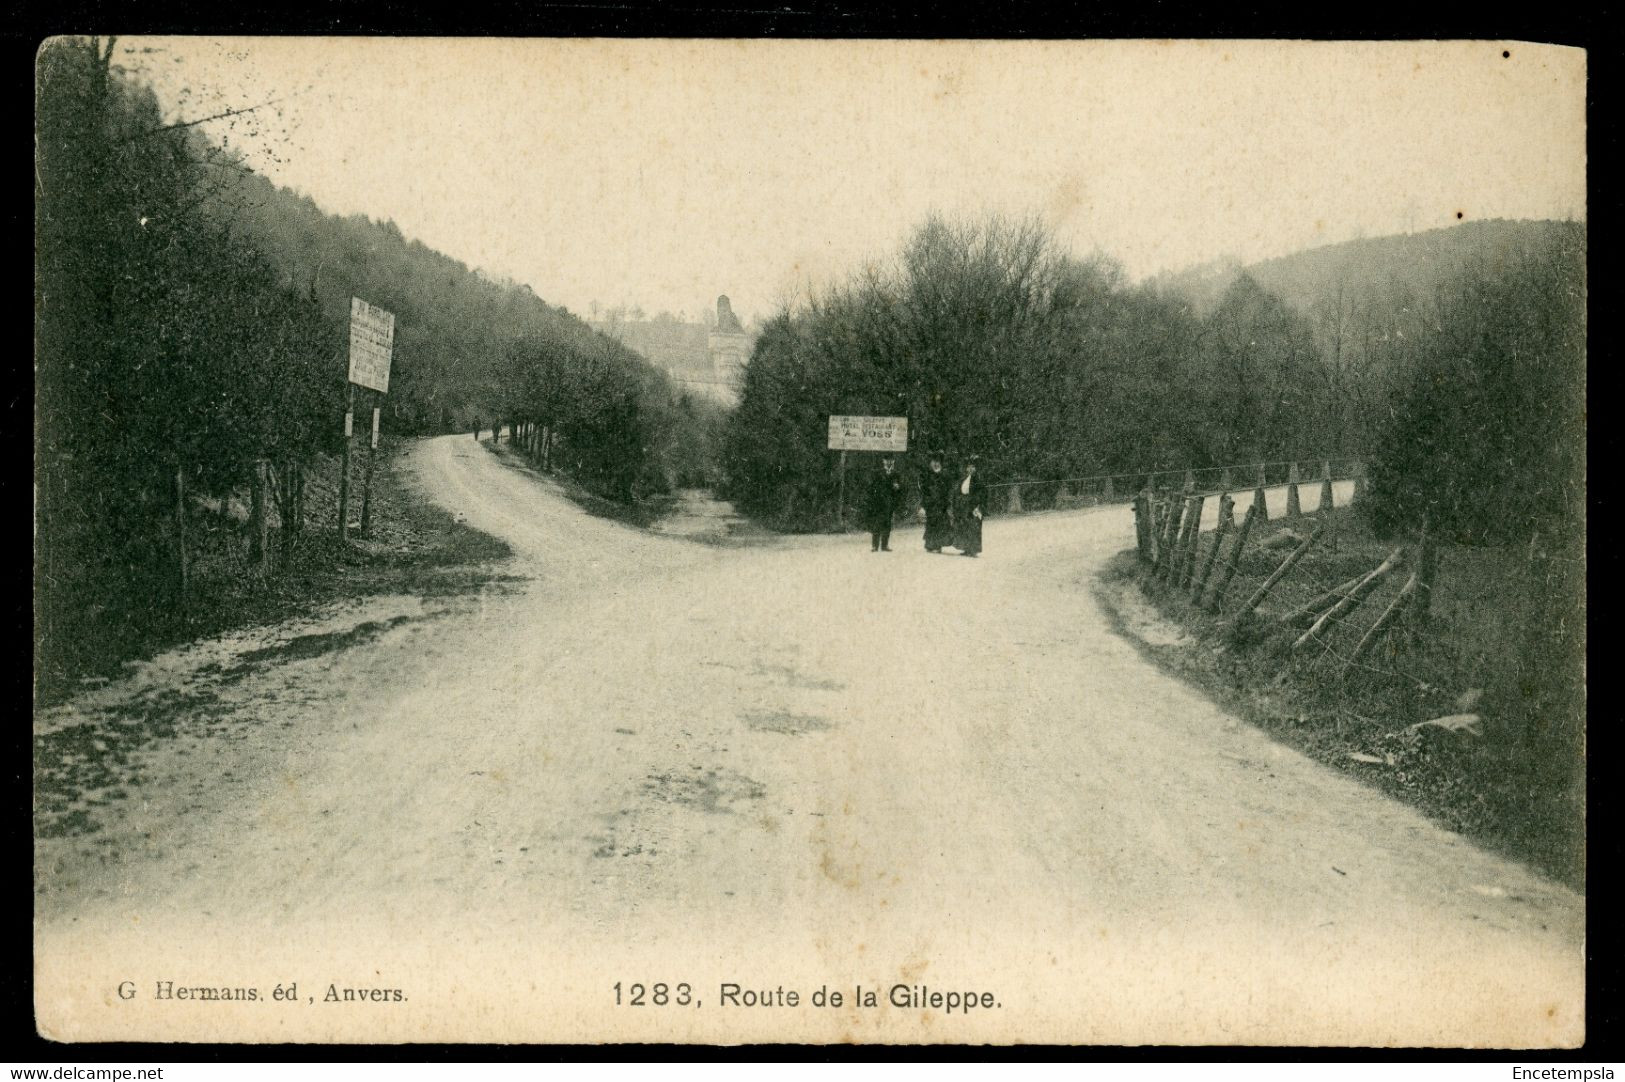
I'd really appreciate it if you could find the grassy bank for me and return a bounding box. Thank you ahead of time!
[480,438,674,528]
[1097,503,1584,889]
[35,438,515,706]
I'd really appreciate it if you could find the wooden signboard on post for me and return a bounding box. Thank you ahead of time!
[347,297,395,393]
[828,416,908,527]
[828,415,908,453]
[341,298,395,541]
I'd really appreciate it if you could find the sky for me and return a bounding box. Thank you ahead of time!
[116,37,1587,325]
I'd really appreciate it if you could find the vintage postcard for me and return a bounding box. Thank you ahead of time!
[33,37,1586,1046]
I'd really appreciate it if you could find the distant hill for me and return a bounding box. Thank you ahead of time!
[210,168,673,434]
[1145,219,1582,316]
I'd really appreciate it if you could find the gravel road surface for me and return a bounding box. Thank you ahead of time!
[35,436,1583,1045]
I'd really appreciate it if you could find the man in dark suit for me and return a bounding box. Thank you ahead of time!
[865,455,905,552]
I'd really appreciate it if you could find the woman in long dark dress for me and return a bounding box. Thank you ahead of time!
[919,452,953,552]
[951,458,985,557]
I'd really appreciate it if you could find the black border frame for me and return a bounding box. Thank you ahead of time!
[12,0,1611,1063]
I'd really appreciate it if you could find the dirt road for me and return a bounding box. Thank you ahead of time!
[35,436,1583,1045]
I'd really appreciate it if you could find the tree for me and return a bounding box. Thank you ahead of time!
[37,37,340,688]
[1363,226,1586,546]
[1197,273,1322,464]
[722,212,1315,529]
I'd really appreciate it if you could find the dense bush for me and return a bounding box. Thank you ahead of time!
[1362,223,1586,547]
[36,37,340,685]
[1361,225,1586,761]
[724,214,1337,528]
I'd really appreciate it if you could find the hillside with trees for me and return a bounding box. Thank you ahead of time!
[1146,219,1574,318]
[35,36,725,694]
[210,160,731,474]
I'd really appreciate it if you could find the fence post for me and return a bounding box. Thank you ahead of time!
[1286,461,1302,519]
[282,460,306,555]
[1256,462,1267,488]
[1219,466,1233,490]
[1147,495,1164,570]
[1253,483,1269,521]
[1175,494,1197,575]
[1157,494,1174,565]
[249,459,269,573]
[1517,529,1565,748]
[1192,493,1232,600]
[1103,474,1115,502]
[1320,474,1337,552]
[1413,516,1438,629]
[1179,494,1206,589]
[1133,491,1149,561]
[1056,481,1074,507]
[1352,459,1368,502]
[1007,483,1023,514]
[1153,495,1175,578]
[173,464,189,613]
[1183,470,1196,493]
[1171,496,1196,582]
[1158,495,1188,581]
[1207,500,1259,612]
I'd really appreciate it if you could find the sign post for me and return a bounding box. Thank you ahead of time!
[338,383,355,541]
[359,403,382,537]
[341,298,395,541]
[827,415,909,529]
[837,450,848,528]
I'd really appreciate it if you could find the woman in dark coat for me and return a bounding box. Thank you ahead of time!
[919,452,953,553]
[951,458,985,557]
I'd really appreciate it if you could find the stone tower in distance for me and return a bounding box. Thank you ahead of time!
[707,295,750,391]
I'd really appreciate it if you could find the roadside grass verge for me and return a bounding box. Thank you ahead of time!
[480,439,780,546]
[480,439,675,528]
[1096,505,1584,890]
[35,438,515,707]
